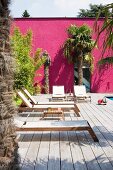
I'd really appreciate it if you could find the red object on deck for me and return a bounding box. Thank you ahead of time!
[98,99,103,105]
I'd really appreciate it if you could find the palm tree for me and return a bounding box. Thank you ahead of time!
[63,24,95,85]
[43,51,51,94]
[95,3,113,65]
[0,0,18,169]
[33,48,47,94]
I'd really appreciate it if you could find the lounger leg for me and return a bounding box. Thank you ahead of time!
[88,129,99,142]
[90,97,91,103]
[61,111,65,120]
[87,122,99,142]
[74,96,77,103]
[40,112,47,120]
[74,104,80,117]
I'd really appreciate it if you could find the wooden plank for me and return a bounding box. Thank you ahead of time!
[18,132,34,168]
[16,114,35,168]
[79,101,113,168]
[76,131,101,170]
[82,103,113,146]
[34,132,50,170]
[21,132,42,170]
[48,132,60,170]
[59,110,74,170]
[93,130,113,167]
[84,131,113,170]
[15,93,113,170]
[60,131,74,170]
[71,108,101,170]
[68,131,87,170]
[91,103,113,131]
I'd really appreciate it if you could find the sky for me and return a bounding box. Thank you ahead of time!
[10,0,113,18]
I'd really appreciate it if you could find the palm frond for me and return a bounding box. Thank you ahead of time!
[94,3,113,55]
[98,56,113,65]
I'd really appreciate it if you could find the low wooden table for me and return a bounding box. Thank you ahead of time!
[41,108,65,120]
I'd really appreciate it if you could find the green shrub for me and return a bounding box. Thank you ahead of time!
[11,27,35,93]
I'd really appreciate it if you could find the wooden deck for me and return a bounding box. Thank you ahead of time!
[16,93,113,170]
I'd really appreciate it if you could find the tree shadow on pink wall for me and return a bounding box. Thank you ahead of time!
[49,48,74,93]
[91,64,112,92]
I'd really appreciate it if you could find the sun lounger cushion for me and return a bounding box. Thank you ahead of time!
[32,104,75,108]
[74,85,91,101]
[23,88,37,104]
[52,86,65,98]
[38,101,74,105]
[15,119,98,142]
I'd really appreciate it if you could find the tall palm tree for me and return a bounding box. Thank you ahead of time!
[0,0,18,169]
[33,48,47,94]
[43,51,50,94]
[44,63,49,93]
[63,24,95,85]
[95,3,113,65]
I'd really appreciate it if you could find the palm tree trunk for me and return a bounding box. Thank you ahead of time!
[44,65,49,94]
[0,1,18,169]
[77,53,83,85]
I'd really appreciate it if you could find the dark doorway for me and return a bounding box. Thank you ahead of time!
[74,65,90,92]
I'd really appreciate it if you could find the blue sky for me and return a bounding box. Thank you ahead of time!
[10,0,113,18]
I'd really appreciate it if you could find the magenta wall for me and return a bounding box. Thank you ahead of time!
[12,18,113,93]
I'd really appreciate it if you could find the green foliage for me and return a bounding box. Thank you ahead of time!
[63,24,95,85]
[95,3,113,52]
[33,48,47,94]
[11,27,35,92]
[11,27,48,95]
[34,48,47,71]
[22,10,30,17]
[78,4,112,18]
[84,53,94,72]
[94,3,113,65]
[34,84,42,94]
[98,56,113,65]
[34,50,50,94]
[63,24,95,72]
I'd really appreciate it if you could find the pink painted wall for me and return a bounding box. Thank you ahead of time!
[12,18,113,93]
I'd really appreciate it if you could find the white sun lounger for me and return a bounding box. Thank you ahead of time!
[52,86,66,100]
[17,90,80,117]
[74,85,91,102]
[22,88,75,105]
[15,119,99,142]
[22,88,37,104]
